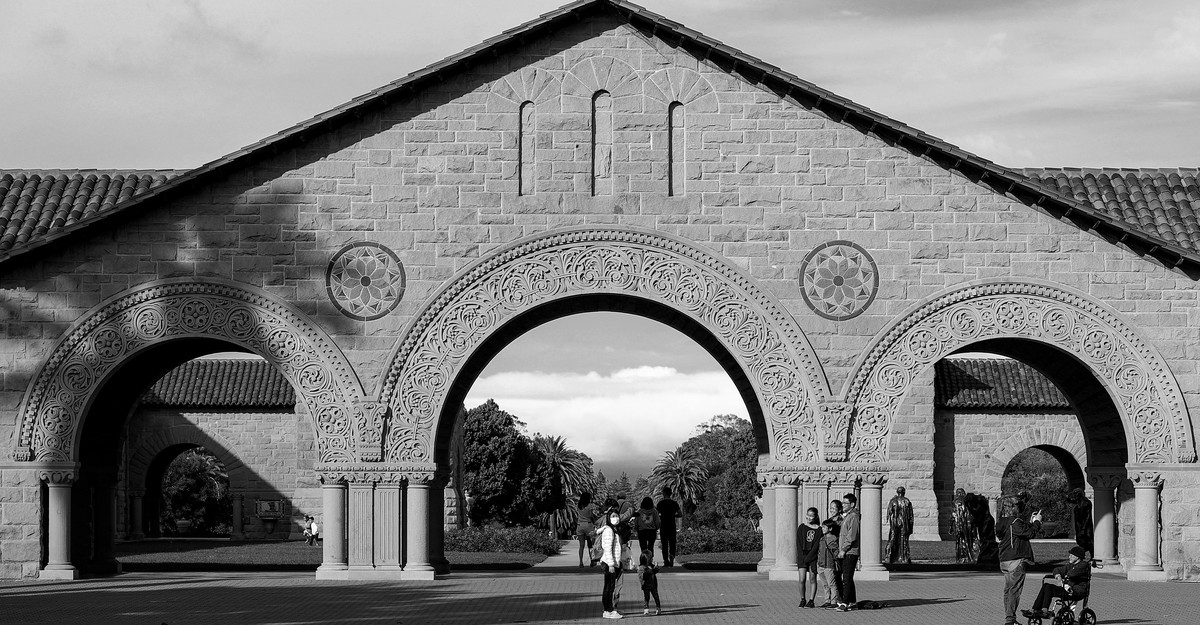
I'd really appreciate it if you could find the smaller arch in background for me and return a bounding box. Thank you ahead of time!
[986,428,1088,488]
[127,425,245,493]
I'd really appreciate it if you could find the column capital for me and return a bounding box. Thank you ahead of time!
[35,462,80,485]
[759,462,889,486]
[1130,471,1164,488]
[859,472,888,487]
[315,462,437,484]
[1087,472,1124,490]
[128,489,146,498]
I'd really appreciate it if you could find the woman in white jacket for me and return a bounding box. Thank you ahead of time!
[597,509,624,619]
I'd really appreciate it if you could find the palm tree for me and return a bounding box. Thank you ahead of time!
[535,435,593,538]
[651,446,708,515]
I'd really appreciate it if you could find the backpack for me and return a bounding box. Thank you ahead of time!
[639,508,658,530]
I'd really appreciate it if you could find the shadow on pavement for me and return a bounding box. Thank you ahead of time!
[659,603,757,616]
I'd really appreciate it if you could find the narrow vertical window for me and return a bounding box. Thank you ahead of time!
[518,101,535,196]
[592,91,612,196]
[668,102,684,196]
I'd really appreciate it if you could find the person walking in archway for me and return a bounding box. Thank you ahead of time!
[885,486,914,564]
[635,497,661,563]
[576,491,599,567]
[836,493,860,612]
[996,492,1043,625]
[655,487,682,567]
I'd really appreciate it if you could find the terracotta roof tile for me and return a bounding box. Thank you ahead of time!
[1024,168,1200,251]
[0,170,181,253]
[140,359,295,408]
[935,358,1069,410]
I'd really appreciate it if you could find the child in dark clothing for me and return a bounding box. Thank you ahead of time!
[638,550,661,615]
[1022,546,1092,619]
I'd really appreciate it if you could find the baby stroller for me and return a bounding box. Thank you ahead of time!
[1025,573,1096,625]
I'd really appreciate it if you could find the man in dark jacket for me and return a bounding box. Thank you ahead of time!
[996,493,1043,625]
[1022,546,1091,619]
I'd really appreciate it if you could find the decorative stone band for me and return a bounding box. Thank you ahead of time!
[379,227,829,466]
[315,463,438,485]
[758,463,889,487]
[13,279,364,464]
[845,280,1195,464]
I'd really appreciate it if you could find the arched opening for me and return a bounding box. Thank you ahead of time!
[144,444,232,538]
[436,297,767,567]
[1000,446,1083,539]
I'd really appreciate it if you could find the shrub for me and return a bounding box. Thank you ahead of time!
[445,526,561,555]
[677,527,762,554]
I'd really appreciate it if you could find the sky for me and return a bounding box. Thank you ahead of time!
[6,0,1197,478]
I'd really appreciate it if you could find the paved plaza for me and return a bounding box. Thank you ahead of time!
[1,556,1193,625]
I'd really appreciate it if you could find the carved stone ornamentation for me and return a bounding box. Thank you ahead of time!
[315,462,436,485]
[325,242,406,321]
[14,280,363,464]
[819,400,853,461]
[846,281,1194,464]
[758,463,888,486]
[1130,471,1164,488]
[37,469,78,485]
[800,240,879,321]
[380,227,828,465]
[353,401,389,462]
[1087,472,1124,490]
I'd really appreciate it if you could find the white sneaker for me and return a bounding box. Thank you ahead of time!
[654,609,660,615]
[643,609,650,615]
[602,611,616,619]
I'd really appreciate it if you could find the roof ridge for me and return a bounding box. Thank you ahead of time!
[0,169,188,176]
[1023,167,1200,175]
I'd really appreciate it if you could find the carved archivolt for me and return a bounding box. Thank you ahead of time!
[644,67,717,112]
[562,55,642,111]
[487,66,563,112]
[846,281,1195,464]
[984,427,1088,483]
[13,280,367,464]
[379,227,829,465]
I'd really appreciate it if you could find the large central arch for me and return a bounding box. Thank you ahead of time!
[378,227,831,466]
[845,280,1195,464]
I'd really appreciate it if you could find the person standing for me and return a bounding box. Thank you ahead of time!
[655,487,682,567]
[1067,488,1094,558]
[953,488,976,564]
[797,507,822,608]
[836,493,860,612]
[827,499,844,527]
[996,493,1043,625]
[816,519,843,609]
[596,506,625,619]
[635,497,661,562]
[576,491,599,567]
[885,486,914,564]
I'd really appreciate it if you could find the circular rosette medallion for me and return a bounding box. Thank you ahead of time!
[326,242,406,321]
[799,240,879,321]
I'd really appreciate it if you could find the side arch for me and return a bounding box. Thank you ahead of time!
[985,429,1088,486]
[378,226,832,465]
[846,280,1195,464]
[127,425,247,492]
[13,278,369,464]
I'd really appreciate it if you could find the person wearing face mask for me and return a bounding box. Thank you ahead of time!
[596,508,625,619]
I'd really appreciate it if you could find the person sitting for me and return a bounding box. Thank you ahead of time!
[1022,545,1092,620]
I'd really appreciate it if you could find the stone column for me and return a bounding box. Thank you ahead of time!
[374,481,403,574]
[347,481,376,573]
[800,480,828,522]
[90,479,121,574]
[858,475,888,580]
[1087,472,1121,567]
[129,490,145,540]
[403,477,435,579]
[231,494,245,541]
[316,480,348,579]
[757,484,775,573]
[429,473,449,574]
[1128,471,1167,580]
[41,468,79,580]
[987,493,1000,523]
[769,480,798,581]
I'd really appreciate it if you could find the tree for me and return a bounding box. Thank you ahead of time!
[462,399,547,526]
[534,434,594,538]
[1002,447,1073,536]
[160,447,231,536]
[650,446,708,516]
[682,415,762,529]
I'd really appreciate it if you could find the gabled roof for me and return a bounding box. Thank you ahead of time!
[140,359,296,408]
[935,358,1070,410]
[1,0,1197,276]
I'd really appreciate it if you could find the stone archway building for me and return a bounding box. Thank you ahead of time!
[0,0,1197,581]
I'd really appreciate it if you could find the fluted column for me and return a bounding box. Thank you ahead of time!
[858,475,888,580]
[128,490,145,540]
[1087,472,1121,567]
[757,485,775,573]
[347,481,376,573]
[374,482,403,573]
[429,473,449,574]
[316,480,348,579]
[40,467,79,580]
[403,476,434,579]
[231,494,245,540]
[1128,471,1167,580]
[769,480,798,580]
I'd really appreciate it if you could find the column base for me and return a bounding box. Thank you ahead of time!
[767,567,799,581]
[857,568,890,581]
[1126,566,1169,581]
[315,563,349,579]
[39,566,79,580]
[432,556,450,575]
[756,557,776,574]
[401,568,437,580]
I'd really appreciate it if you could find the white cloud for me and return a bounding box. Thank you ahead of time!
[465,367,748,476]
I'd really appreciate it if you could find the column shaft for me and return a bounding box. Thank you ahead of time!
[43,482,78,579]
[404,481,434,578]
[757,486,776,573]
[129,494,145,541]
[374,483,403,571]
[1131,483,1162,573]
[317,482,348,578]
[859,483,887,578]
[769,484,798,580]
[231,494,244,541]
[1092,486,1117,566]
[347,482,375,571]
